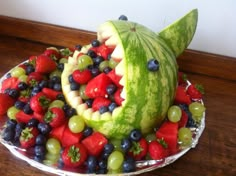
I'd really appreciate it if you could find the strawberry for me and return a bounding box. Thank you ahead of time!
[35,55,57,74]
[60,48,74,58]
[174,86,191,105]
[61,126,83,147]
[72,69,92,84]
[187,84,204,100]
[43,47,61,60]
[128,138,148,160]
[42,87,62,101]
[44,107,66,128]
[178,71,187,85]
[15,111,34,123]
[114,88,124,106]
[107,69,122,88]
[82,132,108,157]
[148,140,168,160]
[19,127,39,149]
[156,121,178,155]
[30,92,51,114]
[28,55,37,66]
[27,72,44,87]
[61,143,87,168]
[85,73,112,98]
[178,110,188,128]
[0,93,15,115]
[1,77,19,93]
[92,97,111,111]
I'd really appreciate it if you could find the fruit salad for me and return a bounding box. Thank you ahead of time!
[0,9,206,175]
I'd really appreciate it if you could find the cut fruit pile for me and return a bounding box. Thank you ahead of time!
[0,10,205,175]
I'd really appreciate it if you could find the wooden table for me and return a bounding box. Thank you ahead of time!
[0,35,235,176]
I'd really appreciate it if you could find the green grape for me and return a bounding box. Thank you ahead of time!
[77,55,93,70]
[99,60,109,72]
[7,106,20,120]
[189,102,206,122]
[178,127,192,146]
[68,115,85,133]
[145,133,157,143]
[79,85,89,100]
[44,152,60,165]
[107,168,122,174]
[108,150,124,170]
[109,138,122,152]
[49,70,62,79]
[18,75,28,82]
[59,58,68,63]
[108,58,118,69]
[49,100,65,109]
[11,67,26,78]
[167,105,182,122]
[46,138,61,155]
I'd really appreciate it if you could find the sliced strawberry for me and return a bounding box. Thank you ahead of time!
[114,88,124,106]
[82,132,108,157]
[156,121,178,155]
[19,127,39,149]
[1,77,20,93]
[42,87,62,101]
[30,92,51,114]
[61,126,83,147]
[174,86,191,105]
[72,69,92,84]
[92,97,111,111]
[35,55,57,74]
[85,73,112,98]
[0,93,15,115]
[128,138,148,160]
[107,69,122,88]
[44,107,66,128]
[15,111,34,123]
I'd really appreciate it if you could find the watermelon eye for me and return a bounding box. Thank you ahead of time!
[147,59,160,72]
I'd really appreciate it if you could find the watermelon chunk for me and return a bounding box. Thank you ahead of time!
[156,121,178,155]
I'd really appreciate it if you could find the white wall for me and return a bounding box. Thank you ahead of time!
[0,0,235,58]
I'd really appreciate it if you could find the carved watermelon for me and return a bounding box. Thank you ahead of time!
[61,9,198,139]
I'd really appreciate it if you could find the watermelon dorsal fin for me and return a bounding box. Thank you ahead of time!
[158,9,198,58]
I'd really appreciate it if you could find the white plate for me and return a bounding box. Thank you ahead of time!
[0,61,205,176]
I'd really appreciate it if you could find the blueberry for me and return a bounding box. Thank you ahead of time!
[99,106,108,114]
[23,103,33,114]
[103,143,114,154]
[75,44,82,51]
[18,82,28,90]
[39,80,48,88]
[96,168,107,174]
[62,104,71,113]
[66,108,76,118]
[68,74,74,83]
[14,100,26,110]
[129,129,142,141]
[83,126,93,137]
[57,157,64,169]
[122,158,136,173]
[87,156,97,172]
[8,89,19,99]
[93,56,104,65]
[51,76,61,84]
[26,64,35,75]
[57,63,64,71]
[87,50,97,58]
[98,159,107,170]
[121,138,132,152]
[85,99,93,108]
[91,39,100,47]
[70,82,80,90]
[90,67,100,77]
[56,94,65,102]
[37,123,51,135]
[34,145,46,156]
[3,127,15,142]
[34,155,44,163]
[118,15,128,21]
[6,119,17,129]
[108,102,117,112]
[147,59,160,72]
[103,67,112,74]
[27,118,39,127]
[35,134,47,145]
[106,84,117,95]
[53,83,62,91]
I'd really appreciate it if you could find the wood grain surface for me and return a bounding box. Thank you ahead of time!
[0,16,236,176]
